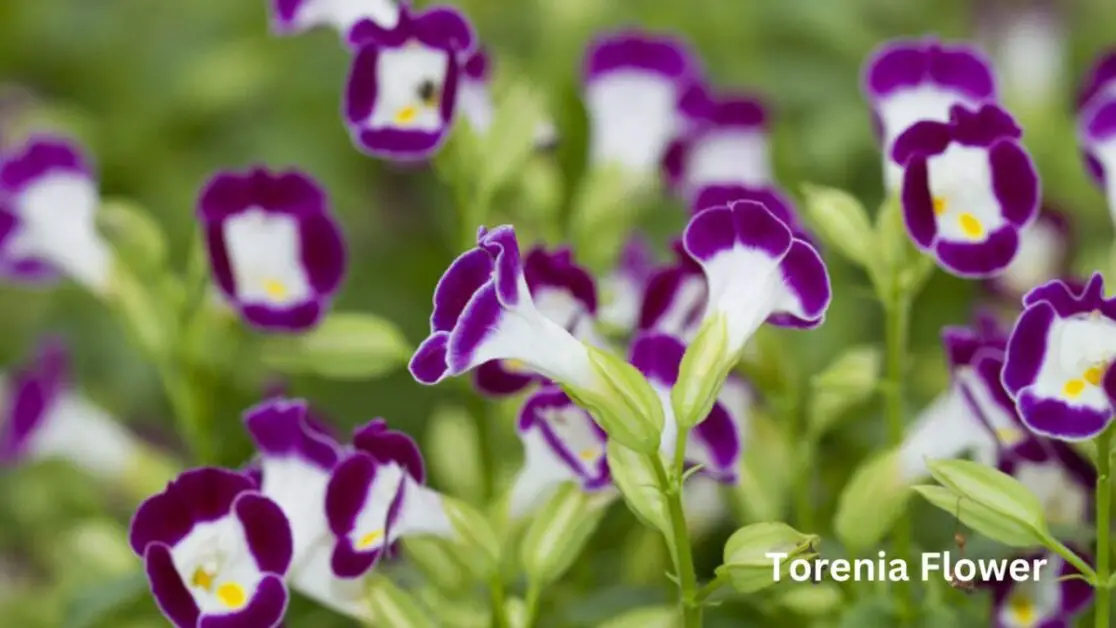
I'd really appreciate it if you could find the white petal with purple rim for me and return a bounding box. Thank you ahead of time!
[172,516,268,615]
[684,129,770,193]
[457,76,494,135]
[348,463,406,553]
[392,475,453,538]
[654,276,706,341]
[955,369,1025,447]
[897,386,997,481]
[1013,459,1089,527]
[224,209,312,308]
[996,558,1059,627]
[288,549,374,621]
[24,390,139,479]
[879,89,978,190]
[1029,315,1116,415]
[701,249,784,353]
[287,0,400,34]
[586,72,679,174]
[371,44,450,133]
[925,145,1005,245]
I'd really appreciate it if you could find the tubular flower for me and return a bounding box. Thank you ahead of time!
[862,37,997,191]
[999,440,1094,529]
[990,549,1092,628]
[344,4,476,160]
[1002,273,1116,441]
[198,167,347,332]
[663,93,771,199]
[269,0,399,39]
[691,183,810,242]
[129,468,294,628]
[893,103,1039,278]
[0,135,112,292]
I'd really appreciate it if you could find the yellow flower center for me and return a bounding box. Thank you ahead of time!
[958,213,984,239]
[1085,364,1105,386]
[578,448,598,461]
[395,105,419,124]
[358,529,384,550]
[191,567,214,592]
[1063,379,1086,397]
[932,197,948,216]
[994,427,1025,447]
[1065,363,1108,397]
[1007,594,1036,624]
[263,279,287,300]
[216,582,247,610]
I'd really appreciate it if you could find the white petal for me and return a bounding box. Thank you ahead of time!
[718,376,754,439]
[598,275,642,331]
[289,543,375,622]
[652,274,706,340]
[224,209,312,307]
[466,304,597,391]
[457,79,494,135]
[25,391,139,479]
[998,219,1064,295]
[655,386,679,459]
[348,463,405,552]
[897,386,996,481]
[1029,314,1116,413]
[683,474,728,536]
[683,129,770,195]
[289,0,400,33]
[586,71,679,174]
[990,8,1065,107]
[927,144,1005,244]
[508,429,574,519]
[702,249,783,354]
[170,515,266,615]
[955,368,1024,448]
[534,285,588,331]
[258,456,331,565]
[995,556,1061,627]
[877,87,975,191]
[370,44,450,132]
[393,474,453,539]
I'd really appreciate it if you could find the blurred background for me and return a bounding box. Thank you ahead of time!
[1,0,1116,626]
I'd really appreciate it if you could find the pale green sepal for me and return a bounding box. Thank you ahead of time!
[807,344,881,437]
[598,606,679,628]
[563,344,663,454]
[606,441,670,535]
[1107,572,1116,588]
[363,574,435,628]
[258,312,411,380]
[415,589,490,628]
[399,538,473,595]
[926,459,1050,542]
[424,406,484,505]
[717,522,819,594]
[800,184,875,269]
[833,449,910,554]
[520,483,609,586]
[503,597,527,628]
[672,314,734,429]
[95,198,168,274]
[442,497,502,580]
[913,486,1044,549]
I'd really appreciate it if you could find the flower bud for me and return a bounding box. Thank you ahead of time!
[563,345,664,454]
[808,344,881,437]
[606,441,669,535]
[442,497,502,580]
[833,450,911,554]
[364,574,435,628]
[258,312,412,380]
[520,483,610,586]
[717,522,819,593]
[672,314,734,429]
[800,183,875,269]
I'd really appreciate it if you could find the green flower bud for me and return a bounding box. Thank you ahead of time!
[520,484,609,586]
[717,522,820,593]
[800,184,875,269]
[258,312,412,380]
[563,344,663,454]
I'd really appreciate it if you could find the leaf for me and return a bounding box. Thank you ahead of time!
[63,571,147,628]
[926,459,1049,543]
[800,183,875,269]
[258,312,412,380]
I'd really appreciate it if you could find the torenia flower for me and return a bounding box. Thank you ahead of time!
[472,245,598,396]
[984,207,1070,302]
[243,399,374,622]
[638,240,706,341]
[325,419,452,577]
[894,103,1040,277]
[999,440,1094,528]
[663,92,771,198]
[507,386,609,518]
[269,0,400,39]
[990,550,1092,628]
[862,37,997,191]
[129,468,294,628]
[692,184,810,242]
[974,0,1066,111]
[1077,92,1116,222]
[582,30,700,177]
[1003,273,1116,440]
[597,235,654,334]
[0,135,112,292]
[682,199,831,363]
[198,167,347,332]
[0,339,149,483]
[344,4,476,160]
[1076,48,1116,113]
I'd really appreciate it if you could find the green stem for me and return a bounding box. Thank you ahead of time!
[1045,537,1097,583]
[1095,425,1113,628]
[652,433,702,628]
[489,575,509,628]
[522,580,541,628]
[882,293,913,618]
[154,357,211,464]
[693,571,729,605]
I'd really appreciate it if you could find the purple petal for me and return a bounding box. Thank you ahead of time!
[430,247,496,333]
[899,155,938,249]
[628,332,685,387]
[934,226,1020,278]
[233,492,294,575]
[771,239,831,326]
[472,360,536,396]
[0,339,68,463]
[351,419,425,484]
[445,282,502,374]
[583,30,698,83]
[0,135,91,192]
[1017,390,1111,441]
[243,398,341,471]
[948,103,1022,147]
[477,226,523,308]
[409,332,451,384]
[862,38,996,102]
[989,141,1040,227]
[129,468,256,555]
[891,120,953,166]
[325,453,376,539]
[524,246,598,315]
[199,574,288,628]
[518,386,609,490]
[691,401,741,482]
[1077,48,1116,110]
[145,543,201,628]
[1002,301,1055,397]
[683,201,792,263]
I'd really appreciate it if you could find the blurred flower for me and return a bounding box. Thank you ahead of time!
[582,30,701,179]
[682,200,830,360]
[1003,273,1116,441]
[1075,48,1116,112]
[692,184,809,242]
[269,0,400,39]
[325,419,452,578]
[984,207,1071,303]
[989,550,1092,628]
[892,103,1039,278]
[472,245,598,397]
[243,398,375,622]
[457,46,558,148]
[507,386,610,518]
[129,468,294,628]
[597,235,654,334]
[197,167,347,332]
[0,135,111,293]
[1077,87,1116,223]
[0,339,149,482]
[974,0,1066,112]
[999,440,1093,528]
[664,92,771,199]
[629,332,746,483]
[862,37,997,191]
[638,240,705,341]
[344,4,476,161]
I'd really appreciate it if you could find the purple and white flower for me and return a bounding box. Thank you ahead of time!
[1076,48,1116,113]
[198,167,346,332]
[974,0,1066,111]
[1002,273,1116,441]
[691,184,809,242]
[1077,90,1116,222]
[0,339,145,482]
[598,235,654,334]
[507,386,610,518]
[999,440,1094,529]
[129,468,294,628]
[638,240,706,341]
[862,38,998,191]
[984,207,1071,302]
[269,0,400,39]
[471,245,598,397]
[990,549,1092,628]
[0,136,112,292]
[243,399,375,622]
[409,226,604,394]
[681,199,831,361]
[325,419,452,578]
[893,103,1040,278]
[663,93,771,199]
[344,4,476,160]
[582,30,701,177]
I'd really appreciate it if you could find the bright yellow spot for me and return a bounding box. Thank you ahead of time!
[504,359,530,374]
[578,448,598,461]
[1007,594,1036,624]
[1085,365,1105,386]
[932,197,947,216]
[1063,379,1086,398]
[395,106,418,124]
[958,213,985,239]
[358,530,384,550]
[216,582,247,610]
[994,427,1024,447]
[191,568,214,591]
[263,279,287,300]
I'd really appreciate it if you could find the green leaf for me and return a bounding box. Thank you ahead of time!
[926,459,1050,545]
[800,183,875,269]
[519,483,609,586]
[424,406,484,505]
[717,522,819,594]
[63,571,147,628]
[912,485,1045,548]
[258,312,411,380]
[605,441,670,535]
[808,344,882,437]
[834,449,910,553]
[442,497,502,580]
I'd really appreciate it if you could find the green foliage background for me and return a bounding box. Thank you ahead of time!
[1,0,1115,626]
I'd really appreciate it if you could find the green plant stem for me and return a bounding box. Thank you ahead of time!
[882,293,913,619]
[651,432,702,628]
[522,581,541,628]
[1095,424,1113,628]
[489,575,509,628]
[154,358,211,464]
[693,571,729,605]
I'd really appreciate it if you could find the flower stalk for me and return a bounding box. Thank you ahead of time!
[1095,423,1113,628]
[653,430,701,627]
[882,283,913,619]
